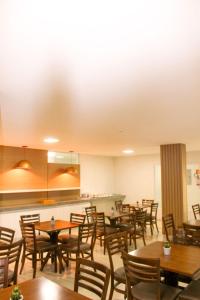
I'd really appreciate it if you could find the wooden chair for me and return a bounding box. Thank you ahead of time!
[92,212,118,254]
[58,213,86,243]
[183,223,200,246]
[0,239,23,286]
[19,222,58,278]
[105,231,128,300]
[145,202,159,235]
[179,279,200,300]
[20,214,49,241]
[85,206,97,223]
[122,251,181,300]
[0,257,8,288]
[192,204,200,220]
[142,199,154,206]
[0,226,15,246]
[115,200,123,211]
[162,213,187,244]
[60,222,96,267]
[74,257,110,300]
[129,210,146,248]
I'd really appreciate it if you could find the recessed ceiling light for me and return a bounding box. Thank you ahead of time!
[122,149,135,154]
[44,137,59,144]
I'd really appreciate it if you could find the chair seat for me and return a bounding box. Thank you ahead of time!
[62,242,91,253]
[58,234,78,243]
[36,234,50,242]
[114,266,126,283]
[179,280,200,300]
[27,241,57,252]
[132,282,181,300]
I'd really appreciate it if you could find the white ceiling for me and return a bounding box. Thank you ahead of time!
[1,0,200,156]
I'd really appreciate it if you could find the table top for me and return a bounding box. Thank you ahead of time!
[105,211,129,220]
[35,220,79,233]
[0,277,91,300]
[129,241,200,277]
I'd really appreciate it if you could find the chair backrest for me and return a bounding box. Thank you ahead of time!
[0,257,8,288]
[122,204,130,213]
[74,257,110,300]
[135,210,146,228]
[77,223,96,254]
[19,221,36,249]
[192,204,200,220]
[20,214,40,224]
[115,200,123,211]
[0,239,23,285]
[0,226,15,245]
[162,213,176,242]
[150,203,158,218]
[69,213,86,234]
[142,199,154,206]
[122,251,160,300]
[105,231,128,273]
[92,212,106,236]
[85,206,97,223]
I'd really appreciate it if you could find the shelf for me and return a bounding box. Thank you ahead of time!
[0,187,80,194]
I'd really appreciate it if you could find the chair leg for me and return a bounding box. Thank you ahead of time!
[33,253,37,278]
[142,234,146,245]
[155,221,159,233]
[109,279,114,300]
[20,248,26,274]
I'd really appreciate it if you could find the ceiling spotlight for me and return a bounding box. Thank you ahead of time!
[122,149,135,155]
[44,137,59,144]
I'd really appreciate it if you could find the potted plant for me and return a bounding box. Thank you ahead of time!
[10,286,23,300]
[163,241,171,255]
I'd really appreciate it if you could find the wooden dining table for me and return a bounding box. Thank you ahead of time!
[0,277,91,300]
[105,211,130,226]
[129,241,200,285]
[35,220,80,272]
[184,219,200,228]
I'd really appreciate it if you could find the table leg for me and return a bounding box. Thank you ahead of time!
[164,271,178,287]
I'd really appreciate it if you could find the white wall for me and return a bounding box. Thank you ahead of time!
[113,154,160,202]
[80,154,115,195]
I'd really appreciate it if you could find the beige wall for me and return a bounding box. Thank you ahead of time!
[113,154,160,202]
[80,154,115,195]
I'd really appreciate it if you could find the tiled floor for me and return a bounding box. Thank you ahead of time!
[18,223,163,300]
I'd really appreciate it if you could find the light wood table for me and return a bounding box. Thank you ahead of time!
[35,220,79,272]
[129,241,200,279]
[0,277,91,300]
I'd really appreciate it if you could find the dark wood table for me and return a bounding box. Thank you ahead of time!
[129,241,200,285]
[35,220,79,272]
[184,219,200,228]
[0,277,91,300]
[105,211,130,226]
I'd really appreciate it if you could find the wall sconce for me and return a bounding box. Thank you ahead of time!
[62,166,78,174]
[15,146,32,170]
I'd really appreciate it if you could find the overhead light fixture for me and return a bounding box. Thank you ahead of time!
[122,149,135,155]
[15,146,32,170]
[62,151,78,175]
[44,137,59,144]
[63,166,77,175]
